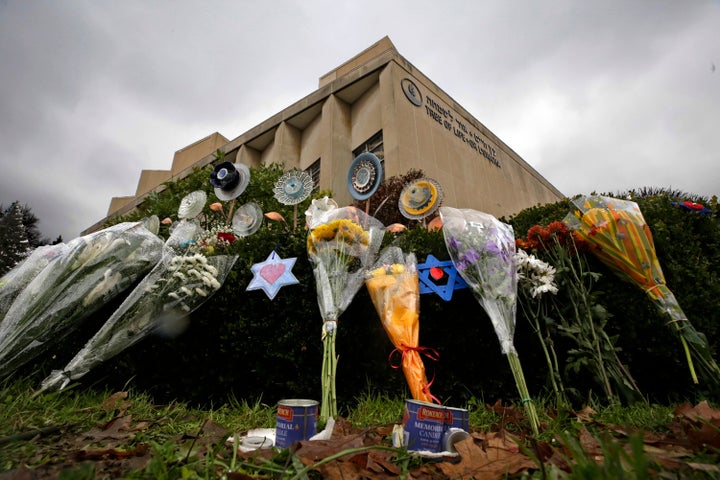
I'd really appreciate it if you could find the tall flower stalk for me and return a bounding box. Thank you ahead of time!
[439,207,540,435]
[518,222,641,404]
[306,206,384,421]
[515,248,566,406]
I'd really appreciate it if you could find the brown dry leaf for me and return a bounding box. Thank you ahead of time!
[100,391,130,413]
[675,401,720,422]
[294,432,367,465]
[671,401,720,450]
[487,399,526,427]
[573,405,597,423]
[436,432,536,479]
[83,414,135,442]
[74,443,149,461]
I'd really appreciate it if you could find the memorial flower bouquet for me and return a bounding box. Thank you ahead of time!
[41,248,237,391]
[0,243,68,326]
[439,206,540,435]
[564,195,720,385]
[306,206,384,421]
[365,246,437,403]
[0,221,164,380]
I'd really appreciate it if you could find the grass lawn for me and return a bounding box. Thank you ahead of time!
[1,379,719,479]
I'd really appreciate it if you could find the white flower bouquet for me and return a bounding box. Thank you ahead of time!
[0,221,164,380]
[41,250,237,391]
[0,244,68,326]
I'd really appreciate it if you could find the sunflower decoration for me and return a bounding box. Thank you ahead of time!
[399,178,443,220]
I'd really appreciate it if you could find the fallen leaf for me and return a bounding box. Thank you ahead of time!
[100,391,130,413]
[437,434,536,479]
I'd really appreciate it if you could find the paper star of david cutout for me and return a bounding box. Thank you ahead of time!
[246,250,299,300]
[417,254,468,302]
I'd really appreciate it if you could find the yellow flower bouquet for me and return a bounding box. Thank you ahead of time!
[306,206,384,421]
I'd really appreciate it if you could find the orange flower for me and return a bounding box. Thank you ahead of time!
[209,202,223,212]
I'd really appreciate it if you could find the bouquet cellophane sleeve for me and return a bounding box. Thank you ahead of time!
[366,247,433,402]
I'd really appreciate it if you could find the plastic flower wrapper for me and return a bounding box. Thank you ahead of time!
[306,206,385,421]
[365,246,437,403]
[0,221,164,380]
[0,244,69,326]
[439,206,540,435]
[564,195,720,385]
[40,248,237,392]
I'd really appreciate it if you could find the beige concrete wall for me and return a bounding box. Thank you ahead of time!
[319,36,395,88]
[300,114,322,170]
[135,169,173,197]
[171,132,228,174]
[350,82,382,149]
[320,95,352,206]
[380,60,563,219]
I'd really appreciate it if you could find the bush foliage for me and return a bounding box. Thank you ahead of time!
[14,165,720,411]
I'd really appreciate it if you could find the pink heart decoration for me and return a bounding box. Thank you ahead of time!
[260,263,286,284]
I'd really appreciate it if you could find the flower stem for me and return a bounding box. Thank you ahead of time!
[506,351,540,436]
[320,330,338,422]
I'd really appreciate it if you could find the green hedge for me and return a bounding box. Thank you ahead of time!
[16,166,720,410]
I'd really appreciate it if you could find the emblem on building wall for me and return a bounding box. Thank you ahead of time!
[401,78,422,106]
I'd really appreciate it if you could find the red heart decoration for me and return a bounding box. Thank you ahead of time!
[260,263,286,284]
[430,267,445,280]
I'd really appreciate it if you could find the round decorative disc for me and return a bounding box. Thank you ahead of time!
[178,190,207,219]
[231,202,263,236]
[273,170,314,205]
[210,162,251,201]
[347,152,383,201]
[399,178,444,220]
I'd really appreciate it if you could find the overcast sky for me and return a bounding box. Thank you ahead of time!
[1,1,718,241]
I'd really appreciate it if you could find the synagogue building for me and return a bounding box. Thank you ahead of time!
[86,36,563,234]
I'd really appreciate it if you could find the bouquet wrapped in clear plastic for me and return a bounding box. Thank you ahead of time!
[0,244,68,326]
[440,206,540,435]
[0,221,163,380]
[564,195,720,385]
[41,249,237,391]
[365,246,437,403]
[306,206,384,421]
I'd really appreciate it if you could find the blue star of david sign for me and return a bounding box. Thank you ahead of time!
[246,250,299,300]
[417,254,468,302]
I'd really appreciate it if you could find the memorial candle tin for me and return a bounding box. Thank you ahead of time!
[274,399,318,448]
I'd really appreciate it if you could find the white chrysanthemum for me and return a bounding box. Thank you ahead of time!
[168,292,180,300]
[515,249,558,298]
[195,287,208,297]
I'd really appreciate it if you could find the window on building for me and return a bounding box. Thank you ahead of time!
[353,130,384,182]
[304,159,321,193]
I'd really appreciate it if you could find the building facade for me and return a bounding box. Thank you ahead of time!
[87,36,563,234]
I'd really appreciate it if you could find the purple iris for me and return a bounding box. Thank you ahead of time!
[463,248,480,264]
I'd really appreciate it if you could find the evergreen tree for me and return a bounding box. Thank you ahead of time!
[0,202,31,275]
[0,202,51,276]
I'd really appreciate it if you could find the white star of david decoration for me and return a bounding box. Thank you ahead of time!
[246,250,299,300]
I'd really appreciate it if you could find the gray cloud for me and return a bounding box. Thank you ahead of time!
[1,0,718,242]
